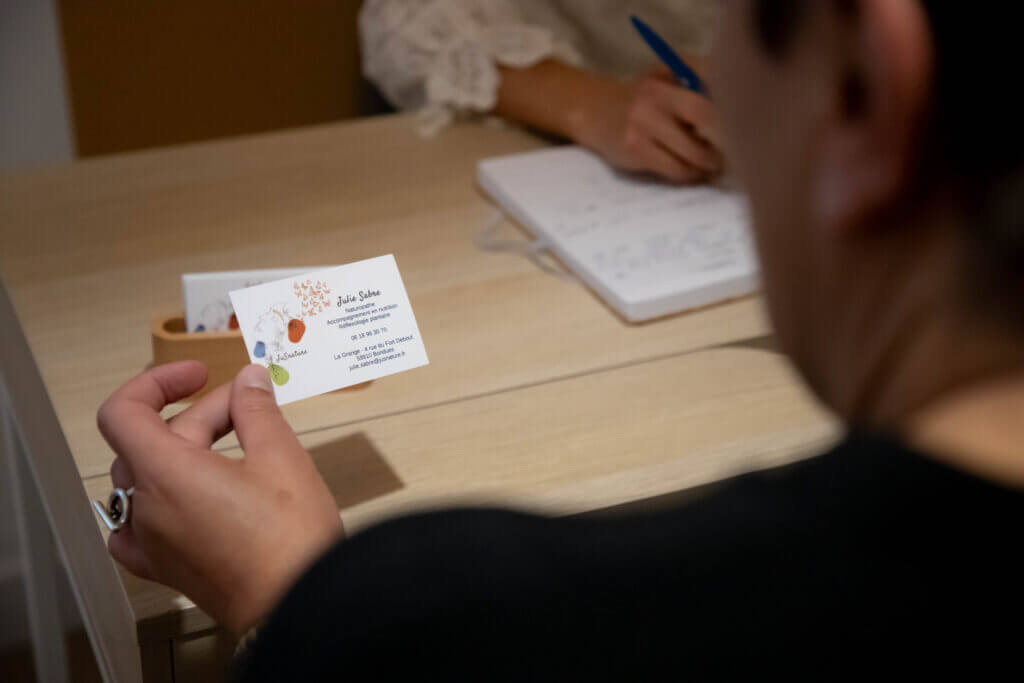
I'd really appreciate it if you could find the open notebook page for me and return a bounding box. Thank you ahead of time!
[478,146,759,321]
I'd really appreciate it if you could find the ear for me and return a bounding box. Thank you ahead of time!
[812,0,934,234]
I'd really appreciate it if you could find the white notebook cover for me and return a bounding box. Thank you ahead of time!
[477,146,759,321]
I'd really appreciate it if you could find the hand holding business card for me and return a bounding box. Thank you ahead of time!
[229,255,429,405]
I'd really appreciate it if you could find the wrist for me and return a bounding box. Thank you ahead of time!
[561,74,607,144]
[564,98,596,146]
[224,574,282,637]
[224,522,343,636]
[562,73,625,151]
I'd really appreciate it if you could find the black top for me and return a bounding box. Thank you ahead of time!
[232,435,1024,680]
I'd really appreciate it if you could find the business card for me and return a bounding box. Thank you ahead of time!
[183,268,329,332]
[229,255,429,405]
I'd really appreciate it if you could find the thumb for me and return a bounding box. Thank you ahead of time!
[645,63,676,82]
[681,52,710,81]
[230,365,305,464]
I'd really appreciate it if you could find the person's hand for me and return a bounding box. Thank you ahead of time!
[97,361,343,635]
[568,60,723,184]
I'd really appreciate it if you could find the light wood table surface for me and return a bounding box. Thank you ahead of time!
[1,114,772,481]
[2,114,835,680]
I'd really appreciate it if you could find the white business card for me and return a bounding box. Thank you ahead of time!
[229,255,429,405]
[183,268,329,332]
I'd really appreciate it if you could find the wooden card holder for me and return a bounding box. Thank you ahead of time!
[151,314,371,398]
[151,314,249,396]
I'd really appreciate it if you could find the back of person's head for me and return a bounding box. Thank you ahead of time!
[712,0,1024,423]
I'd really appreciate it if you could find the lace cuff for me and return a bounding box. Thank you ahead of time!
[360,0,583,136]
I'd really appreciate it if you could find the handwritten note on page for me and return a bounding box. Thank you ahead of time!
[478,146,758,321]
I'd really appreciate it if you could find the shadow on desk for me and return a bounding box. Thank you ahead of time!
[724,334,779,354]
[309,432,404,511]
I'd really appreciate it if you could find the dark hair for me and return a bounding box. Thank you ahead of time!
[752,0,1024,313]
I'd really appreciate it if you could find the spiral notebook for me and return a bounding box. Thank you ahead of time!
[477,146,759,322]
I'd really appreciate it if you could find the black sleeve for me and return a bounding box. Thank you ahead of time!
[230,438,1024,680]
[231,508,643,682]
[229,483,821,682]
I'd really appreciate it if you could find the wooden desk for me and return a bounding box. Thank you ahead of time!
[1,114,835,680]
[1,114,771,481]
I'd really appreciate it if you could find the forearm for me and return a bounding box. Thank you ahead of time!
[494,60,619,145]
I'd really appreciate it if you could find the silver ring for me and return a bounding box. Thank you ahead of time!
[92,486,135,532]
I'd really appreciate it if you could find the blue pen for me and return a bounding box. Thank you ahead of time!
[630,15,707,96]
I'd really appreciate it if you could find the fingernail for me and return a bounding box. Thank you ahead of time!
[240,364,273,393]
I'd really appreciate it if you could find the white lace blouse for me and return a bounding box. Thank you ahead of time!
[359,0,718,135]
